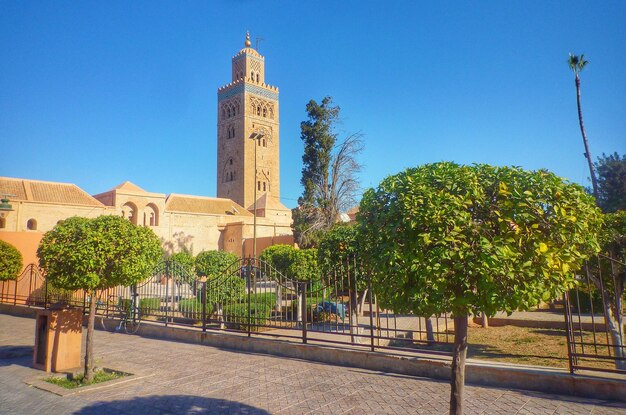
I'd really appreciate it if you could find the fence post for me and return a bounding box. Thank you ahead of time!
[247,259,252,338]
[202,281,207,333]
[44,277,48,309]
[13,276,18,305]
[28,265,34,307]
[562,292,575,374]
[165,260,170,327]
[301,282,308,344]
[368,275,375,352]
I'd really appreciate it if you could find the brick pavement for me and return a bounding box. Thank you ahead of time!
[1,313,625,415]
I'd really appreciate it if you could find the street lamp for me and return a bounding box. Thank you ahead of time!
[0,194,14,219]
[249,132,264,259]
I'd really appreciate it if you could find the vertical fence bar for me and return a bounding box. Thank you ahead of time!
[368,275,375,352]
[165,260,170,327]
[301,281,308,344]
[247,259,252,338]
[563,292,576,374]
[13,276,17,305]
[202,281,207,333]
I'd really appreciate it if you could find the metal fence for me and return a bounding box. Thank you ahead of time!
[0,259,455,358]
[564,254,626,374]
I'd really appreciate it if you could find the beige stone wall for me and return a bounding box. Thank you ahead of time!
[0,202,109,233]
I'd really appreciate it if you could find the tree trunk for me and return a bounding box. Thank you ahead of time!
[481,313,489,328]
[84,290,97,382]
[602,297,626,370]
[575,75,599,198]
[450,314,468,415]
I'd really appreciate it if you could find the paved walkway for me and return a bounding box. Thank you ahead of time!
[1,314,625,415]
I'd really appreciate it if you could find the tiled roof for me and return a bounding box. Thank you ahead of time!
[254,194,290,211]
[110,181,147,192]
[0,177,104,207]
[165,194,252,217]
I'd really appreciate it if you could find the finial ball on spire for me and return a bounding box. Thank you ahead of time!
[245,32,252,48]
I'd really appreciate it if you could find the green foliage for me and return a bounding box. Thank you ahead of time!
[602,210,626,260]
[195,250,238,279]
[37,216,162,291]
[169,251,195,284]
[179,298,202,319]
[205,273,246,305]
[317,224,360,275]
[260,245,294,276]
[0,240,23,281]
[139,297,161,315]
[295,96,363,247]
[45,369,125,389]
[359,162,603,318]
[595,152,626,213]
[223,301,273,330]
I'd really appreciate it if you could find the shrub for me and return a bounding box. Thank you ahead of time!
[195,250,238,278]
[223,302,273,330]
[139,297,161,315]
[170,252,195,284]
[179,298,202,319]
[0,240,22,281]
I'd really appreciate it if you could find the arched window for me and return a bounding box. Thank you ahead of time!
[256,73,259,83]
[263,182,266,192]
[0,218,5,229]
[257,106,261,116]
[263,108,267,117]
[262,138,266,147]
[257,181,261,191]
[251,71,254,80]
[27,219,37,231]
[222,109,225,120]
[122,202,138,225]
[229,158,233,165]
[145,203,159,227]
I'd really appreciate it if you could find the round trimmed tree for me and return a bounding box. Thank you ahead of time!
[0,240,23,281]
[358,162,602,415]
[37,215,162,382]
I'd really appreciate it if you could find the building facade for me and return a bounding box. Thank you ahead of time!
[0,34,293,264]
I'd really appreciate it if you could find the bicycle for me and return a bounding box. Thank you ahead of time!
[97,290,142,334]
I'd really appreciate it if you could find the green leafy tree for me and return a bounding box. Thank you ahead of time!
[294,96,363,247]
[317,224,370,336]
[568,53,599,198]
[169,251,195,284]
[260,244,319,281]
[595,152,626,213]
[195,250,243,325]
[260,245,294,276]
[195,250,238,279]
[0,240,23,281]
[37,215,162,382]
[359,162,602,415]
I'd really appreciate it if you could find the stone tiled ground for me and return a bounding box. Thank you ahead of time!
[1,313,625,414]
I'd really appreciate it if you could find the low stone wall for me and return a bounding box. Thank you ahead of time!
[3,303,624,402]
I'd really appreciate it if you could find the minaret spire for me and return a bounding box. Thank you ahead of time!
[245,32,251,48]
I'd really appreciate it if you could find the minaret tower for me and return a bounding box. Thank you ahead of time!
[217,32,280,211]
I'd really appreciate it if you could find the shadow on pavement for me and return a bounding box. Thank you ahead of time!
[72,395,271,415]
[0,345,33,367]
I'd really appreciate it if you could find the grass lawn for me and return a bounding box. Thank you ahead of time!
[46,369,127,389]
[420,325,615,370]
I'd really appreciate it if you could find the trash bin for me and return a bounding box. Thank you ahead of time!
[33,307,83,372]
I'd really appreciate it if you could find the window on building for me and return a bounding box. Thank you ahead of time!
[263,182,266,191]
[262,138,266,147]
[229,158,233,165]
[263,108,267,118]
[27,219,37,231]
[257,181,261,191]
[251,71,254,80]
[0,218,5,229]
[257,106,261,116]
[256,73,259,83]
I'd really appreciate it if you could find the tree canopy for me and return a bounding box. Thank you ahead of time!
[294,96,363,247]
[195,250,239,279]
[260,244,319,282]
[37,215,162,382]
[0,240,23,281]
[595,152,626,213]
[38,215,162,290]
[358,162,602,414]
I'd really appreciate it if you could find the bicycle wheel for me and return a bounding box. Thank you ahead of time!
[123,308,141,334]
[99,314,120,332]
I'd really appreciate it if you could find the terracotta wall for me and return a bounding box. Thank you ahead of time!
[0,231,43,267]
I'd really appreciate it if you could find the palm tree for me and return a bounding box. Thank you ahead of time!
[568,53,599,199]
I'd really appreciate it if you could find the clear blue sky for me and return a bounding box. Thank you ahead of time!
[1,1,625,208]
